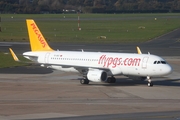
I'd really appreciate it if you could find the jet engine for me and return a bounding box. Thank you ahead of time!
[87,69,107,82]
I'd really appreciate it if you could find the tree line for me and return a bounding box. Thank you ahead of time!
[0,0,180,14]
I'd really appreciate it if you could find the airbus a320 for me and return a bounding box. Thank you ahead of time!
[9,19,172,87]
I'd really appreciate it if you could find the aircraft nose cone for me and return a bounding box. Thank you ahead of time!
[165,65,173,75]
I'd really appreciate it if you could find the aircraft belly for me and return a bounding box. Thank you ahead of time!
[122,67,140,76]
[109,68,122,75]
[49,65,78,72]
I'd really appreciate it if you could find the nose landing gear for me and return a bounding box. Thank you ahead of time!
[147,76,153,87]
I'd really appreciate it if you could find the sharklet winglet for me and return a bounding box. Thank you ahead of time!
[9,48,20,62]
[136,46,142,54]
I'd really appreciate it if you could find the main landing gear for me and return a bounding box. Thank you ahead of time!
[80,78,89,84]
[107,76,116,83]
[80,76,117,85]
[147,76,153,87]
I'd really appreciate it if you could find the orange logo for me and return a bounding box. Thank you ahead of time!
[31,23,46,48]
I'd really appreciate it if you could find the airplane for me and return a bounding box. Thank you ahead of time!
[9,19,172,87]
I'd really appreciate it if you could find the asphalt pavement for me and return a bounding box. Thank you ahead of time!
[0,21,180,120]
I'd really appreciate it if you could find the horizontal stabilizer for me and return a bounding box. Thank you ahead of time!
[9,48,20,62]
[9,48,38,64]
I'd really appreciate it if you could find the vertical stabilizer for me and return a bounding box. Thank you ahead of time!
[26,19,53,51]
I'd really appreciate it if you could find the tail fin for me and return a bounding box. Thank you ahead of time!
[26,19,53,51]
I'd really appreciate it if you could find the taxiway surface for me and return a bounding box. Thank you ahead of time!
[0,59,180,120]
[0,30,180,120]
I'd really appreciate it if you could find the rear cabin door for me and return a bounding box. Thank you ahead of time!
[44,53,50,63]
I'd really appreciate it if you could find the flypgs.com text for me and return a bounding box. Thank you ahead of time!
[98,55,141,68]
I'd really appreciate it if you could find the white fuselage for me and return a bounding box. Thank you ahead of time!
[23,51,172,78]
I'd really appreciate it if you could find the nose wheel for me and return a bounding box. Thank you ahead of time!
[148,82,153,87]
[147,76,153,87]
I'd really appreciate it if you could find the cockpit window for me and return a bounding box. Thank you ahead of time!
[153,60,167,64]
[157,61,161,64]
[161,61,166,64]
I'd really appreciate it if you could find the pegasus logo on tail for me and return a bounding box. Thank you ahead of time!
[30,23,46,48]
[26,19,53,51]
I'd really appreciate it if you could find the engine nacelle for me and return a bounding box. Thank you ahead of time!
[87,69,107,82]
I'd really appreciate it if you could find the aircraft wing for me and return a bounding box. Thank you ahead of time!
[43,62,111,73]
[9,48,110,73]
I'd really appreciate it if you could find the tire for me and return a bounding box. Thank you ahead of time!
[85,79,89,84]
[80,79,85,84]
[107,77,116,83]
[111,77,116,83]
[148,82,153,87]
[107,77,111,83]
[80,79,89,84]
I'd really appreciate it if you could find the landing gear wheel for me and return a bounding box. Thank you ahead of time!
[147,76,153,87]
[107,77,111,83]
[80,79,89,84]
[148,82,153,87]
[111,76,116,83]
[107,76,116,83]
